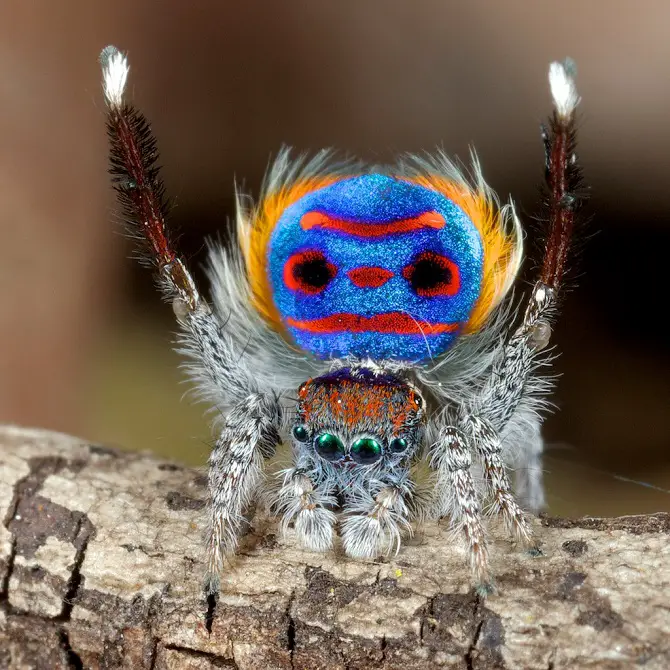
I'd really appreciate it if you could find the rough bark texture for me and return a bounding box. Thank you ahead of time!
[0,425,668,670]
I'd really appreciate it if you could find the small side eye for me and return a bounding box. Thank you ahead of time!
[410,391,423,408]
[315,432,345,462]
[402,252,460,297]
[284,250,337,295]
[389,437,408,454]
[293,425,309,442]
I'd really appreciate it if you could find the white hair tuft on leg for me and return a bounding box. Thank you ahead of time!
[100,45,129,108]
[548,59,580,119]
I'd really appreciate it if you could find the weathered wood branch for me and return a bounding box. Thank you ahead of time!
[0,426,668,669]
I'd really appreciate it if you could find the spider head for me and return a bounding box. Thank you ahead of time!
[292,367,425,468]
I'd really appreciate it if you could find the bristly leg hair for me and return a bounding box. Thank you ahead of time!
[100,45,200,312]
[539,59,587,292]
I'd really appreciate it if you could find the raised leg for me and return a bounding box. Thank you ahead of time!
[100,48,283,595]
[99,46,263,408]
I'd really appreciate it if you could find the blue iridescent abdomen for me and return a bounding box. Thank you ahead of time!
[267,174,483,361]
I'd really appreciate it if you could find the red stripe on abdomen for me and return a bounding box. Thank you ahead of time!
[300,210,446,237]
[286,312,459,335]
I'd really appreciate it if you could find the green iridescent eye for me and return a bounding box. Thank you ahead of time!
[389,437,408,453]
[292,425,309,442]
[315,433,345,462]
[351,437,383,465]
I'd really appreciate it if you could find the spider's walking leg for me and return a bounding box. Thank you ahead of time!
[100,47,283,593]
[446,284,556,552]
[340,476,414,559]
[463,415,532,542]
[207,394,281,590]
[275,466,337,552]
[430,425,489,584]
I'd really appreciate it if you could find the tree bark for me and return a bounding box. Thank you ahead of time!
[0,425,668,670]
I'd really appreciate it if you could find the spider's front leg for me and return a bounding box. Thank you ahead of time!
[431,277,556,585]
[464,414,534,542]
[430,423,490,585]
[428,298,549,588]
[456,285,558,547]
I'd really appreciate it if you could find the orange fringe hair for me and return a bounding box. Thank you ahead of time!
[404,174,521,333]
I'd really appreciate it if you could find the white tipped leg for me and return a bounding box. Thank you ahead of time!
[99,45,129,108]
[549,59,580,120]
[340,485,411,559]
[276,469,336,552]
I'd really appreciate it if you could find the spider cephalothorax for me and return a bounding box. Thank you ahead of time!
[294,367,426,468]
[100,47,585,594]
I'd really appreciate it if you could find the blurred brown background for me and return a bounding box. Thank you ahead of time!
[0,1,668,517]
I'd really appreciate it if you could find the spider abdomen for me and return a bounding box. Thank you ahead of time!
[262,174,490,361]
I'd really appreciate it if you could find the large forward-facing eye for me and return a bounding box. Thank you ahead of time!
[351,437,383,465]
[283,250,337,295]
[314,432,345,462]
[402,251,460,297]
